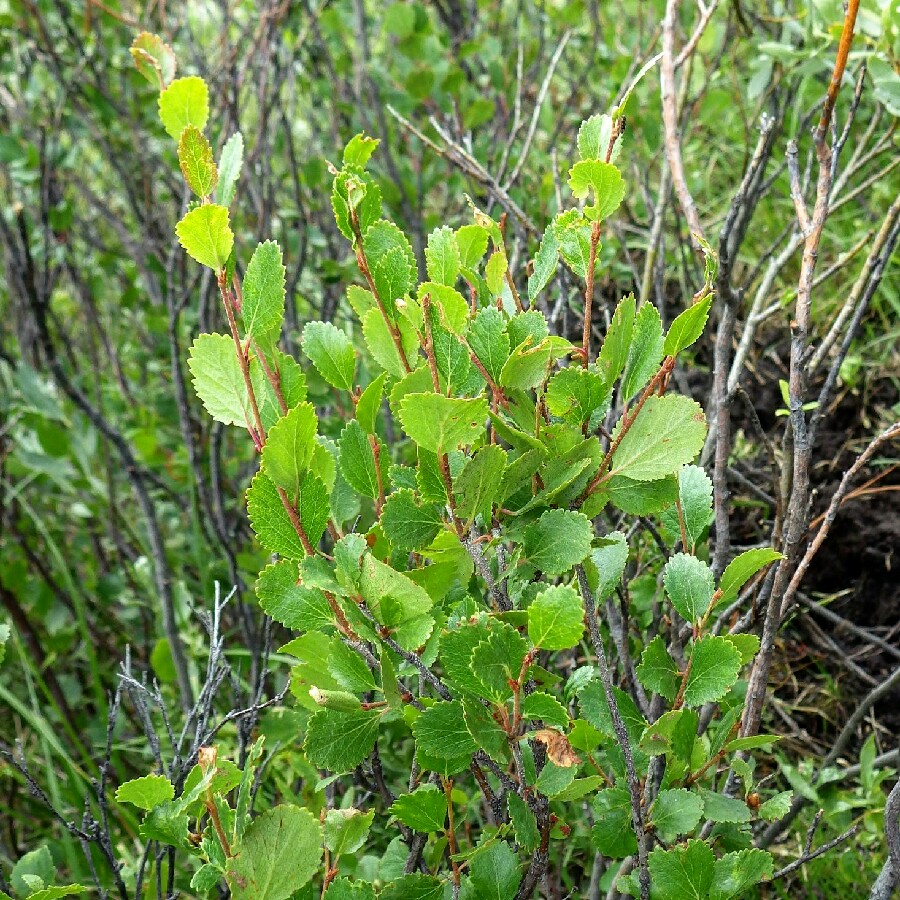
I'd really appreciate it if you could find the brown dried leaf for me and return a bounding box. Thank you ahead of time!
[534,728,581,768]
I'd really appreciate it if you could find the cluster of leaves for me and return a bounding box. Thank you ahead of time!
[0,845,85,900]
[105,32,801,900]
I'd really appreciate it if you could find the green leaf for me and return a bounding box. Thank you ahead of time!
[671,465,713,551]
[379,875,445,900]
[664,295,714,357]
[216,131,243,207]
[176,204,233,272]
[454,444,506,525]
[527,229,559,302]
[523,509,593,577]
[324,808,374,857]
[710,849,773,900]
[719,548,783,604]
[388,785,447,833]
[508,310,548,348]
[521,692,570,729]
[329,637,377,692]
[546,366,609,425]
[381,489,443,552]
[412,700,478,758]
[648,840,715,900]
[596,293,635,385]
[423,283,469,334]
[554,212,594,279]
[591,788,638,857]
[500,339,551,391]
[130,32,176,86]
[683,636,742,707]
[247,470,328,558]
[11,847,55,896]
[177,125,217,197]
[651,788,704,842]
[364,221,417,309]
[468,842,521,900]
[226,805,322,900]
[528,585,584,650]
[22,886,87,900]
[432,324,475,395]
[698,789,752,824]
[0,622,8,668]
[242,241,286,341]
[611,394,707,482]
[256,560,332,631]
[425,226,461,286]
[339,420,381,500]
[302,321,357,392]
[362,307,418,377]
[484,248,508,295]
[591,531,628,599]
[343,132,379,167]
[188,333,251,427]
[636,635,678,701]
[417,448,449,503]
[398,393,488,453]
[568,160,626,221]
[468,307,510,382]
[664,553,715,623]
[139,800,189,847]
[758,791,793,822]
[578,681,646,743]
[498,448,545,502]
[358,554,433,650]
[304,707,380,772]
[722,633,760,666]
[332,168,382,241]
[356,372,386,433]
[577,114,616,162]
[158,75,208,140]
[608,474,677,515]
[534,758,577,796]
[456,224,489,269]
[462,697,510,762]
[508,793,540,852]
[471,622,529,702]
[440,623,492,697]
[325,879,374,900]
[253,350,307,429]
[114,774,174,811]
[262,402,317,497]
[621,301,664,400]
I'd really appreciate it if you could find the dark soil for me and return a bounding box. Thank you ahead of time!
[731,342,900,752]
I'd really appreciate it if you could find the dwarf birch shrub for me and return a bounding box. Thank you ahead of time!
[115,33,794,900]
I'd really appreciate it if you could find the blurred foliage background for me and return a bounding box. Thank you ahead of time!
[0,0,898,896]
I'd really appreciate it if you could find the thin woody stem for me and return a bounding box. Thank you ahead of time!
[582,220,602,367]
[423,293,464,537]
[219,275,318,557]
[815,0,860,146]
[576,565,650,900]
[349,207,412,374]
[204,794,233,858]
[276,484,316,556]
[442,776,461,898]
[218,274,266,445]
[577,356,675,504]
[250,337,287,416]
